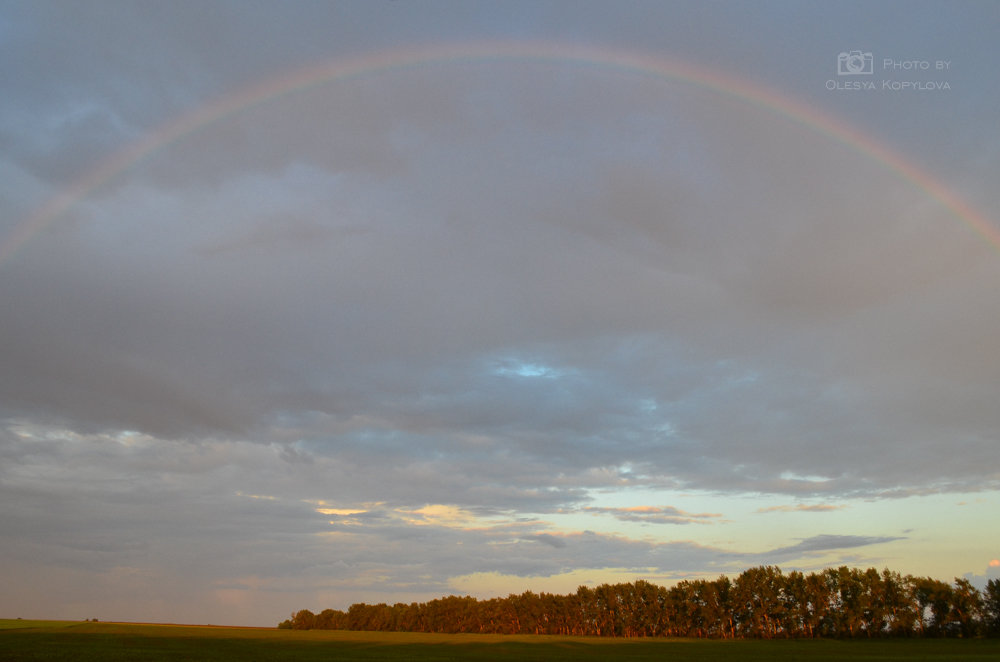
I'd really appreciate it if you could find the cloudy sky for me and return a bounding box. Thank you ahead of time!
[2,1,999,626]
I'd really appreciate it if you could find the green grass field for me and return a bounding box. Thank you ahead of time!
[1,620,998,661]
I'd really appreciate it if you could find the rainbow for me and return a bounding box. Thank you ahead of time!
[3,40,998,265]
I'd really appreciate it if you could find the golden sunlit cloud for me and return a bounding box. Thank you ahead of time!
[307,499,384,516]
[235,492,278,501]
[397,504,478,527]
[989,559,1000,567]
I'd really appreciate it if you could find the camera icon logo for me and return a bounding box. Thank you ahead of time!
[837,50,874,75]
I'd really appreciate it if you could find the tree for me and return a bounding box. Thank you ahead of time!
[913,577,953,636]
[290,609,316,630]
[315,608,347,630]
[713,575,736,639]
[832,566,868,637]
[782,570,810,638]
[592,584,619,637]
[803,569,837,637]
[877,569,918,636]
[733,566,785,637]
[983,578,1000,636]
[280,564,990,639]
[947,578,982,637]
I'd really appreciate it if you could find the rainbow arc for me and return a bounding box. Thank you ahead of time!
[3,40,997,265]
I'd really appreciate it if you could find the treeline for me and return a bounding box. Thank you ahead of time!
[279,566,1000,638]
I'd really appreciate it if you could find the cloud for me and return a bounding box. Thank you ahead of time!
[4,41,999,499]
[756,504,846,514]
[762,535,905,562]
[532,533,569,548]
[1,0,999,628]
[963,560,1000,590]
[585,505,724,525]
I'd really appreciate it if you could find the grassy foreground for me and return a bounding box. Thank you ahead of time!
[1,620,999,661]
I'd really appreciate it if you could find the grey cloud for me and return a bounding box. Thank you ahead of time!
[584,506,723,525]
[963,563,1000,591]
[2,0,998,627]
[756,504,845,513]
[763,535,906,561]
[0,419,947,625]
[532,533,568,548]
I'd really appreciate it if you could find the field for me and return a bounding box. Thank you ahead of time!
[1,620,999,661]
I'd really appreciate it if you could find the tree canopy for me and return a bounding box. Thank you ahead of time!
[280,566,1000,639]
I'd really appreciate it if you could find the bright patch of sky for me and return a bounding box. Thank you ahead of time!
[493,359,563,378]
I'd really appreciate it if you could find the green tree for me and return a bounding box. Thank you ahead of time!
[947,578,982,637]
[832,566,867,637]
[914,577,953,636]
[290,609,316,630]
[733,566,785,638]
[877,570,918,636]
[983,578,1000,635]
[315,608,347,630]
[782,570,810,638]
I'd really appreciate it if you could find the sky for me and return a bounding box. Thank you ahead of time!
[1,0,999,627]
